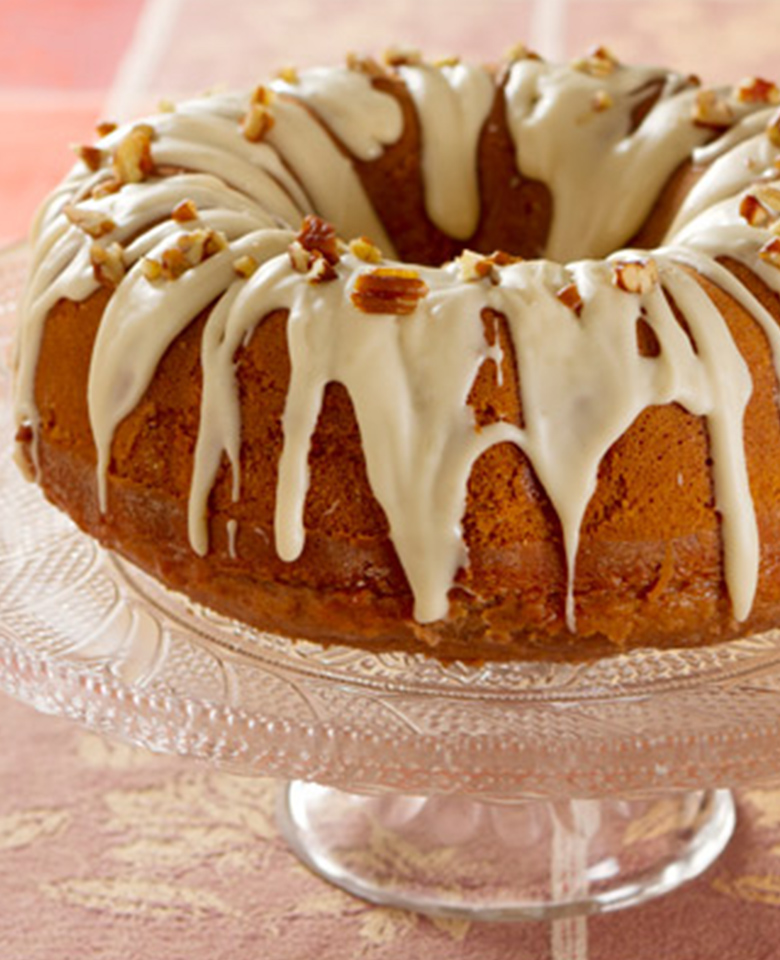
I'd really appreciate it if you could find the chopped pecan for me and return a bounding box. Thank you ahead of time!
[171,199,199,223]
[275,66,300,85]
[692,89,734,129]
[556,282,584,316]
[735,76,780,105]
[141,257,163,281]
[345,53,385,77]
[64,203,116,238]
[349,236,383,264]
[457,249,523,283]
[95,120,117,138]
[233,254,259,278]
[241,86,275,141]
[592,89,614,112]
[112,124,156,184]
[351,267,428,315]
[147,229,228,282]
[307,254,338,284]
[90,177,121,200]
[740,193,773,227]
[288,240,311,273]
[383,46,423,68]
[91,242,125,288]
[505,42,542,63]
[296,215,341,265]
[573,46,619,79]
[73,144,103,171]
[759,236,780,268]
[612,258,660,294]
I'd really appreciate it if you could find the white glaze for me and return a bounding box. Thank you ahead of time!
[14,56,780,636]
[398,63,495,240]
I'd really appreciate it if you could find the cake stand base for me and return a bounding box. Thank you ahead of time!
[277,783,735,921]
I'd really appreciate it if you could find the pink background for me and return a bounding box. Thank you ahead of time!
[5,0,780,957]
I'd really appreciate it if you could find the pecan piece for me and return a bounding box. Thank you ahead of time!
[383,46,423,67]
[759,237,780,268]
[91,242,126,288]
[64,203,116,238]
[349,236,383,264]
[233,254,259,278]
[241,86,275,142]
[171,199,199,223]
[736,76,780,105]
[457,249,523,283]
[557,282,584,315]
[72,144,104,171]
[351,268,428,315]
[572,46,619,79]
[740,193,773,227]
[692,89,734,130]
[296,215,341,265]
[112,124,156,184]
[612,258,660,294]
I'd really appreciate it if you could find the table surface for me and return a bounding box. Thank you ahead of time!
[5,0,780,957]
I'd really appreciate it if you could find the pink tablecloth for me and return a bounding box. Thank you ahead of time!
[5,689,780,960]
[5,1,780,957]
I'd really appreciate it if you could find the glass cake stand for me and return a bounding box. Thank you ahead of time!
[2,242,780,921]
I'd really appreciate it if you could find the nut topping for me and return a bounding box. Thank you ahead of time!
[349,236,383,263]
[351,268,428,315]
[612,258,660,294]
[233,254,259,278]
[90,242,126,288]
[306,255,338,284]
[759,237,780,268]
[72,144,103,171]
[144,229,228,282]
[275,66,300,85]
[434,56,461,69]
[171,199,199,223]
[295,215,341,265]
[735,76,780,105]
[383,46,423,68]
[556,282,584,316]
[572,46,619,79]
[242,86,276,142]
[692,89,734,130]
[740,193,773,227]
[95,120,117,138]
[505,43,541,64]
[456,249,523,284]
[64,204,116,238]
[288,217,342,284]
[112,124,156,184]
[345,53,385,77]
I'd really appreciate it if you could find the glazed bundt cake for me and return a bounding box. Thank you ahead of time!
[14,47,780,661]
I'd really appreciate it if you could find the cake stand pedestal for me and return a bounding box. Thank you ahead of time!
[0,243,777,921]
[277,784,735,919]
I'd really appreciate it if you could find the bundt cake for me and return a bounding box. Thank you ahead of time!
[14,47,780,661]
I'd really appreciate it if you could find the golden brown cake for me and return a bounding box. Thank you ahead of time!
[14,48,780,661]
